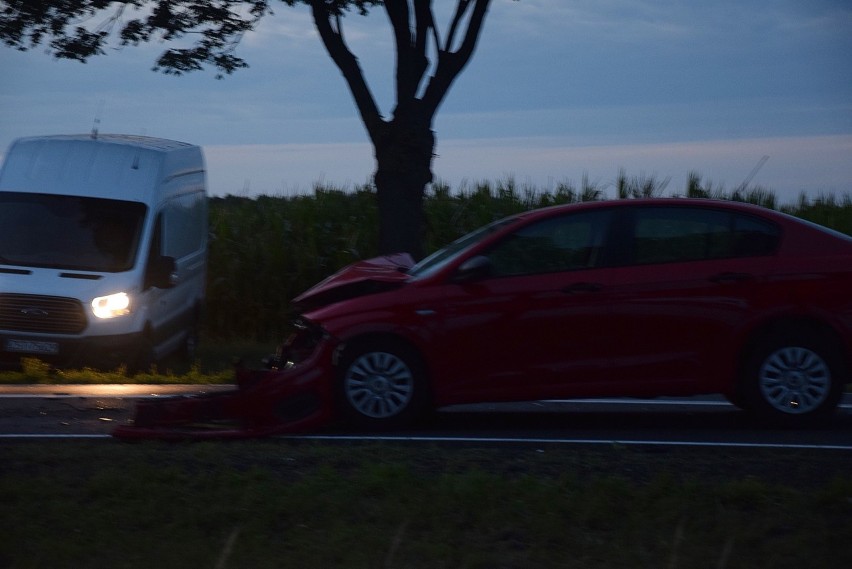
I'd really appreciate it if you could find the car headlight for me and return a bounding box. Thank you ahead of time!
[92,292,131,319]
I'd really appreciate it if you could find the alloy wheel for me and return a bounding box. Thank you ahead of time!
[758,346,831,415]
[344,351,415,419]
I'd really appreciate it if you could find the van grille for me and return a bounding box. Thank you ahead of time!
[0,294,87,334]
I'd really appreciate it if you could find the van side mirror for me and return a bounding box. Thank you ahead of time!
[147,256,177,289]
[453,255,492,283]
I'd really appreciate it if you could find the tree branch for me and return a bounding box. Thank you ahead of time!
[310,0,383,142]
[445,0,469,52]
[421,0,490,119]
[0,0,274,78]
[384,1,429,120]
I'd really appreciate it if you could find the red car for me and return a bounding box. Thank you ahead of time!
[115,199,852,439]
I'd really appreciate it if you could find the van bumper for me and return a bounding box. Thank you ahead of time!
[0,331,147,370]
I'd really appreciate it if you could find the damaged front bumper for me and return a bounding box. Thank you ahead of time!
[112,334,338,440]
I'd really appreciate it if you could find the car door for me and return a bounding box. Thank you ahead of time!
[429,209,619,401]
[599,205,781,393]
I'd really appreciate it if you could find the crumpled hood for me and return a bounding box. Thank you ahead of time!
[292,253,414,310]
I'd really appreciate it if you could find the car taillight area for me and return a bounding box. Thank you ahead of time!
[268,318,328,370]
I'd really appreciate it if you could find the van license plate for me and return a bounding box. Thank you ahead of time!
[4,339,60,355]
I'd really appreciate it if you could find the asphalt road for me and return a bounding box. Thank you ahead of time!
[0,384,231,437]
[1,385,850,448]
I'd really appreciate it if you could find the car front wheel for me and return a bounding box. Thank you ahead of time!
[742,332,845,423]
[337,342,429,429]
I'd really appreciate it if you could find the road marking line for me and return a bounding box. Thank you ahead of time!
[1,432,850,450]
[0,434,110,439]
[286,435,852,451]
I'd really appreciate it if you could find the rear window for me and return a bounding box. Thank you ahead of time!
[631,207,780,265]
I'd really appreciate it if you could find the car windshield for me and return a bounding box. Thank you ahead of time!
[0,191,147,272]
[408,218,516,279]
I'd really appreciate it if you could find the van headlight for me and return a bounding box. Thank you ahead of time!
[92,292,131,319]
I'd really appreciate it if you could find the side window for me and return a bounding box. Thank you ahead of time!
[633,208,731,264]
[632,207,779,265]
[143,214,164,290]
[162,192,206,260]
[731,214,780,257]
[487,211,611,277]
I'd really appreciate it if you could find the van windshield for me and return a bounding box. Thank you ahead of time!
[0,192,147,272]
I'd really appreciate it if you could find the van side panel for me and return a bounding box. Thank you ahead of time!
[0,134,207,370]
[146,181,208,360]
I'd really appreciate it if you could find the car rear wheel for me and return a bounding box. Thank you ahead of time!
[741,332,845,423]
[337,341,429,429]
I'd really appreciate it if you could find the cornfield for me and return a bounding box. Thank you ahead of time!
[205,175,851,341]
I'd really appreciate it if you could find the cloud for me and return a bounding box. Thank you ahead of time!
[490,0,704,43]
[433,134,852,200]
[202,135,852,202]
[204,142,375,196]
[242,7,318,47]
[2,0,848,205]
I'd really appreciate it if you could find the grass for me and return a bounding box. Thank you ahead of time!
[1,441,851,568]
[0,338,276,384]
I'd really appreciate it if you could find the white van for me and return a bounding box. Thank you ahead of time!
[0,134,207,371]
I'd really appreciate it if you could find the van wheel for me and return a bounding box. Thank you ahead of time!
[741,331,844,423]
[336,341,430,430]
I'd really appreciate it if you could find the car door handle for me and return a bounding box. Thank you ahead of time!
[562,282,603,294]
[710,272,754,284]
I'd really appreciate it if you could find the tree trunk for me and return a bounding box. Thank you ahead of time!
[308,0,492,260]
[373,118,435,259]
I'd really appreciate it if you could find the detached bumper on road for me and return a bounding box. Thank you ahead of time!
[112,362,334,440]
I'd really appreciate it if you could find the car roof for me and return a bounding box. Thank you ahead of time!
[517,197,773,218]
[508,197,851,252]
[511,197,831,230]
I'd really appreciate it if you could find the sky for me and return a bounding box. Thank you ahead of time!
[1,0,851,203]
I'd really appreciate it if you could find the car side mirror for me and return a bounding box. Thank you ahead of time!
[148,256,178,289]
[453,255,492,283]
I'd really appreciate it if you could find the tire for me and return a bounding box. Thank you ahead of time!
[741,331,845,423]
[336,341,430,429]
